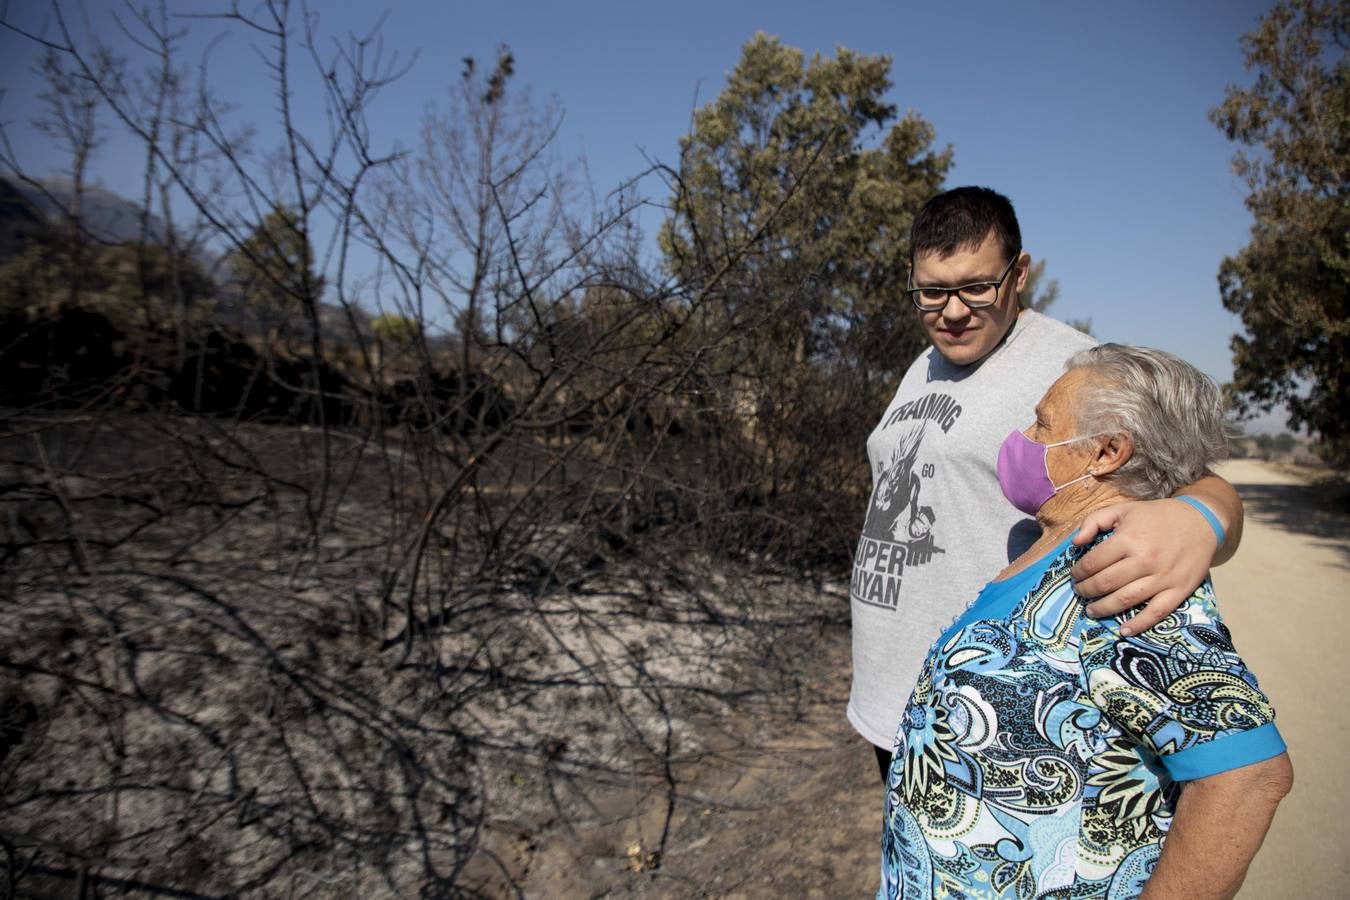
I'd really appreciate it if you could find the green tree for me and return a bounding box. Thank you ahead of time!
[660,34,951,387]
[656,34,951,515]
[370,313,422,346]
[0,225,212,321]
[97,241,213,320]
[226,205,324,342]
[0,227,77,314]
[1210,0,1349,467]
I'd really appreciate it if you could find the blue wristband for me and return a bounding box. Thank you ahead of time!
[1177,495,1226,547]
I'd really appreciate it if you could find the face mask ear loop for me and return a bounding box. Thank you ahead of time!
[1050,470,1096,494]
[1048,454,1099,494]
[1058,433,1109,494]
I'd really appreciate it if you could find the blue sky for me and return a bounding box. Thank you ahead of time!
[1,0,1290,430]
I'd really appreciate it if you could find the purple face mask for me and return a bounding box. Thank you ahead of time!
[996,430,1097,516]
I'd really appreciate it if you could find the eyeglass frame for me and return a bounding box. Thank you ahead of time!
[905,249,1022,312]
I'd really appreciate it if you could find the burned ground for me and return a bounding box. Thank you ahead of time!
[0,410,879,898]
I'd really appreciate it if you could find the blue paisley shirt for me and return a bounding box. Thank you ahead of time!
[880,534,1285,899]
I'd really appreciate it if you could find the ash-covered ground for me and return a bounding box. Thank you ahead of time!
[1,411,881,898]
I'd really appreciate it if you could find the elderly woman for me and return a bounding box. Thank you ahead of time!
[879,345,1292,899]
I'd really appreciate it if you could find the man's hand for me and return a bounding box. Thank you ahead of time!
[1070,497,1221,636]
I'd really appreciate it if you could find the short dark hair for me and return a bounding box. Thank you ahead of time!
[909,186,1021,262]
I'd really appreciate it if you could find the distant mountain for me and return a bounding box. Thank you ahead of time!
[0,174,223,280]
[2,175,168,245]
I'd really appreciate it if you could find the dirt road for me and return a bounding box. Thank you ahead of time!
[1208,459,1350,898]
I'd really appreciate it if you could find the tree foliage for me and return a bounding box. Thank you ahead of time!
[660,34,951,384]
[1210,0,1349,466]
[370,312,422,345]
[0,224,211,328]
[656,35,952,510]
[226,205,324,340]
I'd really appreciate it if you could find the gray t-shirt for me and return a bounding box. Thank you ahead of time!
[847,310,1098,749]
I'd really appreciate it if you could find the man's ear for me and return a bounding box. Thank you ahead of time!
[1091,433,1133,476]
[1013,251,1031,294]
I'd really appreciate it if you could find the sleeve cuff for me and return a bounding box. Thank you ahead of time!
[1162,722,1286,782]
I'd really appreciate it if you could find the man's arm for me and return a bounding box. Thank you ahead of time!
[1179,474,1244,566]
[1139,753,1293,899]
[1071,473,1244,635]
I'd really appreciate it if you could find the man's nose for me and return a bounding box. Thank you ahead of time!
[941,293,972,318]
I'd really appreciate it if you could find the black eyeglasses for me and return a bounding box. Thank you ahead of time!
[906,250,1021,312]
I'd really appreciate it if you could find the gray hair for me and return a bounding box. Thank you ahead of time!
[1065,344,1227,500]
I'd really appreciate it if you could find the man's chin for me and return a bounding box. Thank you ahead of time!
[928,321,1015,366]
[931,340,984,366]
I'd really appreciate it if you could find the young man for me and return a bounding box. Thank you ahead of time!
[849,187,1244,776]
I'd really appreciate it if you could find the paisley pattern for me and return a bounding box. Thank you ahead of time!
[879,537,1280,899]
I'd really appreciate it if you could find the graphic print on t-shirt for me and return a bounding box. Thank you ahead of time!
[853,391,960,612]
[862,422,927,543]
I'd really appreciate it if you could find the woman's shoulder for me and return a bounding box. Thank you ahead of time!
[1023,531,1110,599]
[998,533,1113,649]
[1084,575,1227,652]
